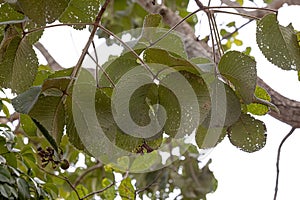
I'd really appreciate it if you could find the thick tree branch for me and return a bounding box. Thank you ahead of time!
[34,41,64,71]
[221,0,300,18]
[137,0,300,128]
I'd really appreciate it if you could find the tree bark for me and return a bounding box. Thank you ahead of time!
[137,0,300,128]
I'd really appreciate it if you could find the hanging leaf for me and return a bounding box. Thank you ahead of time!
[65,95,85,150]
[256,14,300,70]
[0,28,38,93]
[17,0,70,25]
[20,114,37,136]
[29,96,65,145]
[119,177,135,200]
[59,0,101,29]
[218,51,257,104]
[16,178,30,200]
[246,86,271,115]
[228,113,267,153]
[31,117,59,152]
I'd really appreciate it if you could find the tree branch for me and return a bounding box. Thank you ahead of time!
[274,127,296,200]
[137,0,300,128]
[34,42,64,71]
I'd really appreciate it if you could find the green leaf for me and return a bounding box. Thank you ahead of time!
[17,0,69,25]
[32,65,54,86]
[20,114,37,137]
[0,29,38,93]
[1,102,9,118]
[218,51,257,104]
[75,184,88,198]
[31,118,58,152]
[17,177,31,200]
[0,165,11,183]
[0,184,9,198]
[59,0,101,29]
[228,113,267,153]
[256,14,300,70]
[29,96,65,145]
[102,178,115,200]
[65,95,85,150]
[236,0,243,5]
[119,177,135,200]
[12,86,41,114]
[0,3,24,24]
[196,126,226,149]
[143,14,161,28]
[246,86,270,115]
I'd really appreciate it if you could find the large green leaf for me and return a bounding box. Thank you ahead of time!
[228,113,267,153]
[65,95,85,150]
[218,51,257,104]
[17,0,69,25]
[119,177,135,200]
[59,0,101,29]
[0,29,38,93]
[256,14,300,70]
[29,96,65,145]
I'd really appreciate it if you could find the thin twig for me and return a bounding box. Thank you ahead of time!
[96,24,156,79]
[74,161,103,187]
[206,11,216,64]
[86,52,116,87]
[38,166,81,199]
[274,127,296,200]
[222,19,253,40]
[212,10,260,20]
[206,6,278,13]
[149,8,201,48]
[91,41,99,87]
[81,181,115,199]
[135,170,163,198]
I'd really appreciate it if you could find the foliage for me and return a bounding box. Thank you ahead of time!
[0,0,299,199]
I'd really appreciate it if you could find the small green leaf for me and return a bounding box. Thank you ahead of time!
[247,86,271,115]
[119,177,135,200]
[228,113,267,153]
[102,178,115,200]
[143,14,161,28]
[17,177,31,200]
[12,86,41,114]
[0,165,11,183]
[235,0,243,5]
[256,14,300,70]
[218,51,257,104]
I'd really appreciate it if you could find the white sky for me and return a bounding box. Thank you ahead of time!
[34,1,300,200]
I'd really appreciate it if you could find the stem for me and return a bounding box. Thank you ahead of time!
[222,19,253,40]
[212,9,260,20]
[91,41,99,87]
[96,24,156,79]
[206,6,277,13]
[81,181,114,199]
[86,52,116,87]
[274,127,296,200]
[74,161,103,187]
[149,8,202,48]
